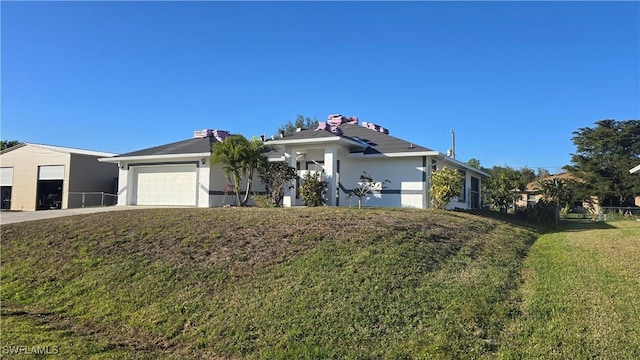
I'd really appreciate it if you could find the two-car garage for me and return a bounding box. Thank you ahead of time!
[131,164,198,206]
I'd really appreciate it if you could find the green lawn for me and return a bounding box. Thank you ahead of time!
[1,208,638,359]
[497,220,640,359]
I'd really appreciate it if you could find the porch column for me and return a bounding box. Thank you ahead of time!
[282,148,296,207]
[118,163,130,206]
[324,146,337,206]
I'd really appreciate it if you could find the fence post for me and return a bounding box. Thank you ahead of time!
[82,193,85,208]
[101,192,104,206]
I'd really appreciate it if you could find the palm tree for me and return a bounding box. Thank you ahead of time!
[211,135,269,206]
[536,177,569,225]
[211,135,246,206]
[239,137,268,206]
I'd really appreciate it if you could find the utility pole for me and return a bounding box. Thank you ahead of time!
[450,129,456,159]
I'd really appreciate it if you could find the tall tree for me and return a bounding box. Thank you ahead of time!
[211,136,247,206]
[277,115,319,136]
[239,137,269,206]
[536,167,551,180]
[482,166,528,212]
[466,158,481,169]
[567,119,640,206]
[211,135,268,206]
[0,140,21,150]
[520,167,536,185]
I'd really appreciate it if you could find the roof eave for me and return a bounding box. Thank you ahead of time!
[345,150,440,159]
[98,152,211,163]
[265,136,363,147]
[442,156,491,177]
[20,142,117,157]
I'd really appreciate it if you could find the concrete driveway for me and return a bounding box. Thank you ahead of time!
[0,206,162,225]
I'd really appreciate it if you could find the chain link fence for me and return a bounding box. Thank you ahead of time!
[68,192,117,208]
[597,206,640,221]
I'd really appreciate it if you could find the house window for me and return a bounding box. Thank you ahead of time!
[431,159,437,172]
[470,176,480,209]
[527,194,536,207]
[458,169,466,202]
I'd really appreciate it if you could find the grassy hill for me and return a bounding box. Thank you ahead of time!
[5,208,639,359]
[1,208,538,358]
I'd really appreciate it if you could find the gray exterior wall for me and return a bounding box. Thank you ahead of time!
[68,153,119,208]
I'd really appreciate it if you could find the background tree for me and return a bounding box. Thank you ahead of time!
[466,158,481,170]
[482,166,528,212]
[536,167,551,180]
[535,177,571,225]
[1,140,21,150]
[277,115,319,136]
[519,167,536,185]
[258,161,296,207]
[536,177,578,210]
[567,119,640,206]
[348,171,390,209]
[430,167,464,210]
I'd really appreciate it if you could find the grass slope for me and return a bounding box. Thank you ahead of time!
[2,208,536,359]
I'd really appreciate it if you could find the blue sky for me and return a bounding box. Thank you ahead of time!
[2,1,638,172]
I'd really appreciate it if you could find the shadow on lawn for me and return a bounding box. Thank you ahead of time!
[556,219,617,232]
[463,209,617,233]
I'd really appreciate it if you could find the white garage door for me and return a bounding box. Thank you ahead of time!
[0,167,14,186]
[133,165,197,206]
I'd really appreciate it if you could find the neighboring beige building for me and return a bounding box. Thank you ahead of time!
[515,173,599,213]
[0,143,118,211]
[517,172,640,212]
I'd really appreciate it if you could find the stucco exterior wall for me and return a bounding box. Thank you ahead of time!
[209,161,231,206]
[278,143,484,209]
[339,156,426,208]
[208,161,268,207]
